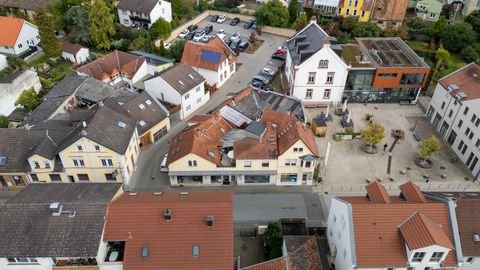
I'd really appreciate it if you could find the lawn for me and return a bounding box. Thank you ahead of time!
[49,61,76,81]
[27,55,48,67]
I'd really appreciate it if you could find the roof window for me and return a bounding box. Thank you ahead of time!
[145,99,152,106]
[139,120,146,126]
[178,80,184,86]
[188,74,194,80]
[138,103,146,110]
[0,156,7,165]
[117,121,127,128]
[192,245,200,257]
[142,246,149,257]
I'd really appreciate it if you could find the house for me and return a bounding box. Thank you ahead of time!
[167,89,318,186]
[341,37,431,103]
[0,0,54,19]
[426,63,480,181]
[117,0,172,29]
[181,37,237,88]
[413,0,444,21]
[0,69,41,116]
[327,181,459,270]
[302,0,339,17]
[0,16,39,55]
[0,54,6,70]
[129,50,174,74]
[144,63,208,120]
[6,107,29,127]
[61,41,89,64]
[370,0,409,28]
[0,183,121,270]
[242,236,322,270]
[285,18,349,106]
[77,50,148,90]
[337,0,375,22]
[100,190,234,270]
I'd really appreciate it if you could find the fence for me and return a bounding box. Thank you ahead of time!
[318,181,480,193]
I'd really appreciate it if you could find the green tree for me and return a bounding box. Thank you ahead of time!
[6,56,26,70]
[460,46,479,62]
[440,23,477,53]
[172,0,195,19]
[40,77,55,92]
[129,29,154,52]
[362,123,385,151]
[264,221,283,259]
[48,0,88,29]
[352,22,382,37]
[288,0,299,23]
[418,136,441,166]
[198,0,209,11]
[149,18,172,40]
[89,0,116,50]
[65,5,91,45]
[292,13,308,31]
[428,16,447,40]
[0,115,8,128]
[34,7,60,57]
[340,17,356,32]
[255,0,289,27]
[171,16,181,29]
[435,48,450,69]
[15,87,40,111]
[170,39,187,60]
[465,10,480,38]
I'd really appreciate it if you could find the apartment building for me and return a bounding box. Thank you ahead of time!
[117,0,172,29]
[337,0,375,22]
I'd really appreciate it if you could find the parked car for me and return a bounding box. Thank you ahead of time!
[229,39,241,53]
[160,154,168,172]
[274,47,287,54]
[204,24,213,34]
[238,41,249,52]
[211,15,219,22]
[230,32,241,41]
[179,29,189,38]
[163,42,172,49]
[217,15,226,23]
[244,20,254,29]
[252,75,269,84]
[193,31,206,42]
[262,67,275,76]
[201,35,212,43]
[187,25,198,32]
[184,31,195,40]
[230,17,240,26]
[250,80,267,90]
[224,38,232,47]
[272,53,286,60]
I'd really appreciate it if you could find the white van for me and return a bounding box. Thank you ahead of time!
[160,154,168,172]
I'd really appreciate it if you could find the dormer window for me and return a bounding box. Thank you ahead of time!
[412,252,426,263]
[429,252,444,262]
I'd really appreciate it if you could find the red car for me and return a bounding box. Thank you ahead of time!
[274,46,287,54]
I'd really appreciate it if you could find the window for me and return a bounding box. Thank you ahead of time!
[447,130,457,145]
[105,173,115,181]
[72,159,85,167]
[412,252,426,262]
[197,97,202,104]
[305,89,313,99]
[429,252,444,262]
[346,8,350,15]
[101,158,114,167]
[326,72,335,84]
[318,60,329,68]
[378,73,397,78]
[7,257,38,264]
[44,161,50,169]
[188,160,197,167]
[185,93,190,100]
[458,140,465,151]
[192,245,200,257]
[293,148,303,152]
[476,138,480,148]
[465,127,471,136]
[338,8,342,14]
[472,114,477,123]
[462,144,468,155]
[77,145,83,151]
[196,86,201,92]
[469,132,474,140]
[353,9,357,16]
[138,103,146,110]
[123,19,129,24]
[285,159,296,166]
[186,105,191,111]
[354,0,358,6]
[429,13,435,18]
[244,161,252,167]
[361,10,365,17]
[476,118,480,127]
[30,174,39,182]
[464,106,469,115]
[18,43,22,48]
[323,89,331,99]
[448,110,453,118]
[458,119,463,128]
[262,161,269,167]
[308,72,316,84]
[466,257,475,263]
[95,145,100,151]
[305,161,312,168]
[34,161,40,169]
[78,174,89,181]
[49,174,61,181]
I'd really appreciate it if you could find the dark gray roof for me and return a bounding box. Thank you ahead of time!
[29,120,77,159]
[0,128,44,173]
[129,50,174,66]
[117,0,159,14]
[154,63,205,95]
[245,121,266,136]
[7,107,30,122]
[76,77,133,104]
[0,0,53,10]
[286,22,337,65]
[26,75,87,126]
[121,91,168,135]
[0,183,121,257]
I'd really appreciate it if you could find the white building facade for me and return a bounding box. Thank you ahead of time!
[0,54,7,70]
[61,47,89,64]
[117,0,172,29]
[0,69,42,116]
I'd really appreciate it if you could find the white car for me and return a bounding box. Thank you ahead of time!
[201,35,212,43]
[230,32,240,41]
[217,29,225,35]
[163,42,171,49]
[178,29,189,38]
[217,15,226,23]
[160,154,168,172]
[262,67,275,76]
[193,31,206,42]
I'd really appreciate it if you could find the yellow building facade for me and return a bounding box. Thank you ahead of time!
[338,0,372,22]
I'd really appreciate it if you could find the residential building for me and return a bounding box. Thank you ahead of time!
[0,54,6,70]
[61,41,89,64]
[285,18,349,106]
[242,236,322,270]
[77,50,148,90]
[0,0,54,19]
[6,107,29,127]
[117,0,172,29]
[337,0,375,22]
[167,89,318,186]
[413,0,444,21]
[129,50,174,74]
[341,37,431,103]
[0,16,39,55]
[302,0,339,17]
[370,0,409,28]
[0,69,42,116]
[181,37,237,88]
[0,183,121,270]
[100,190,234,270]
[144,63,208,120]
[327,181,459,270]
[426,63,480,180]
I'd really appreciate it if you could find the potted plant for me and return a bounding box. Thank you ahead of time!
[361,123,385,154]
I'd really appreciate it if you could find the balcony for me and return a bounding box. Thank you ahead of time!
[54,258,98,270]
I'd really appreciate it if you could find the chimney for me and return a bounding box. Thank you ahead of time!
[310,16,317,24]
[164,208,172,220]
[207,215,214,226]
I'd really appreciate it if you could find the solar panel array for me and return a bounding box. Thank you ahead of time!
[368,39,418,67]
[201,50,222,64]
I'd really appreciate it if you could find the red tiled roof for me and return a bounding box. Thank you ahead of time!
[234,123,278,160]
[439,63,480,101]
[260,108,318,156]
[167,112,233,166]
[455,197,480,256]
[399,180,427,203]
[61,41,84,55]
[340,182,457,268]
[77,50,145,81]
[181,37,236,71]
[187,114,212,125]
[0,16,25,47]
[366,181,391,203]
[103,191,233,270]
[399,212,455,250]
[372,0,408,22]
[242,257,289,270]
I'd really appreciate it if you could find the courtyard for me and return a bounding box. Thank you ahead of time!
[308,103,480,193]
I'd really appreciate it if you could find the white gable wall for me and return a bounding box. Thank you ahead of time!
[180,81,209,120]
[150,0,172,23]
[144,75,182,105]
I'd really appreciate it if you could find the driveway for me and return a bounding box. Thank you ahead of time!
[128,32,286,192]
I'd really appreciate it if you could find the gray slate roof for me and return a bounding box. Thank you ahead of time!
[154,63,205,95]
[117,0,159,14]
[0,0,53,10]
[76,77,133,104]
[7,107,30,122]
[121,91,168,135]
[0,183,121,257]
[129,50,174,66]
[0,129,44,173]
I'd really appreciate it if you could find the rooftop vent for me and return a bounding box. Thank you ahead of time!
[50,202,60,210]
[164,208,172,220]
[117,121,127,128]
[207,215,214,227]
[474,234,480,242]
[138,103,146,110]
[447,84,459,92]
[178,80,184,86]
[180,192,189,195]
[188,74,194,80]
[153,192,163,196]
[128,192,138,196]
[145,99,152,106]
[139,120,146,127]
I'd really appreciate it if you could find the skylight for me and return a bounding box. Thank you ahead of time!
[188,74,194,80]
[0,156,6,166]
[145,99,152,106]
[178,80,184,86]
[192,245,200,257]
[142,246,149,257]
[138,104,146,110]
[139,120,146,126]
[207,150,215,158]
[117,121,127,128]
